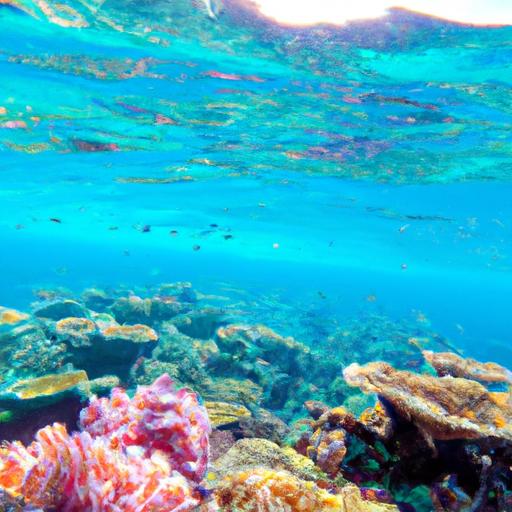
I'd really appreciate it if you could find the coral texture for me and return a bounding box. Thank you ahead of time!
[0,374,210,511]
[423,350,512,384]
[344,361,512,441]
[215,469,398,512]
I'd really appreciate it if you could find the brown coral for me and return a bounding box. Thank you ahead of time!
[359,401,394,440]
[217,324,309,353]
[344,361,512,441]
[307,427,348,476]
[423,350,512,384]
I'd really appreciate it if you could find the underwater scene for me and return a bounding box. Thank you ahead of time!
[1,0,512,510]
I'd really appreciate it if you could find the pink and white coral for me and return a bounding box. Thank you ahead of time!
[80,373,210,482]
[0,374,211,511]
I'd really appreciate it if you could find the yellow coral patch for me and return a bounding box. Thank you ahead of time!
[0,309,29,325]
[7,371,88,400]
[56,317,96,333]
[205,401,251,427]
[489,392,510,408]
[101,324,158,342]
[494,414,507,429]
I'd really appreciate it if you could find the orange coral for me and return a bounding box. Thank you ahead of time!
[101,323,158,342]
[56,317,96,334]
[344,361,512,441]
[215,469,398,512]
[359,401,394,440]
[215,469,342,512]
[0,308,29,326]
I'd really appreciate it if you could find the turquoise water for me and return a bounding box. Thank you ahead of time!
[1,0,511,365]
[1,2,512,510]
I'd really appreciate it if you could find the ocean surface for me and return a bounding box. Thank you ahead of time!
[1,2,512,511]
[1,0,511,364]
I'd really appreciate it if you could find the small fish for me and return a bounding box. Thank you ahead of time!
[169,230,178,236]
[256,358,270,366]
[318,291,327,299]
[272,243,279,249]
[50,218,62,224]
[108,226,119,231]
[399,224,410,233]
[193,245,201,251]
[223,234,233,240]
[123,250,130,256]
[134,224,151,233]
[455,323,465,335]
[367,294,377,302]
[15,224,24,230]
[210,223,219,228]
[401,263,408,270]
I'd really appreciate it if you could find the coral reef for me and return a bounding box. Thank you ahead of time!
[0,321,67,384]
[344,361,512,442]
[325,313,456,373]
[32,299,87,320]
[0,308,29,329]
[423,350,512,385]
[1,286,511,512]
[205,401,252,428]
[0,374,210,510]
[215,469,398,512]
[55,316,98,347]
[296,404,391,484]
[0,370,89,411]
[237,408,290,445]
[212,438,324,482]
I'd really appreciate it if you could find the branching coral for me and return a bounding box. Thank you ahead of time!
[0,374,211,511]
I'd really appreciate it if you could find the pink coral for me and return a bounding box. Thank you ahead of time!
[80,374,210,481]
[0,374,211,511]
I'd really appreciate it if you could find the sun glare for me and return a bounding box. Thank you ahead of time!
[252,0,512,26]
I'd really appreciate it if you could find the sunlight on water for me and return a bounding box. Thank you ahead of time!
[0,1,511,510]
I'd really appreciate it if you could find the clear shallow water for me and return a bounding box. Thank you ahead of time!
[1,2,512,511]
[1,4,511,376]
